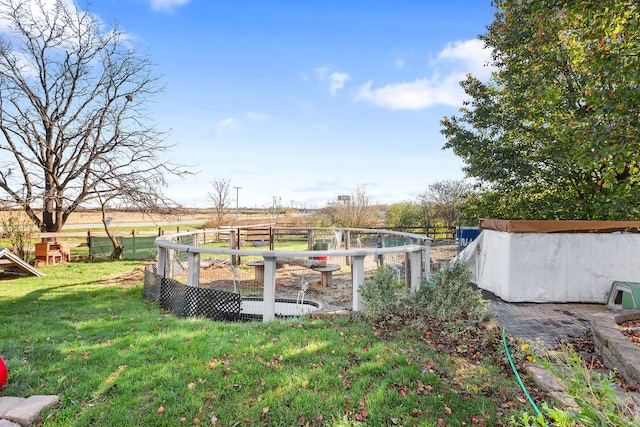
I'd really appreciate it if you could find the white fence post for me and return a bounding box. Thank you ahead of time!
[422,243,431,283]
[262,256,277,322]
[187,251,200,288]
[351,255,366,312]
[409,250,421,292]
[185,251,201,316]
[167,249,175,278]
[157,246,167,277]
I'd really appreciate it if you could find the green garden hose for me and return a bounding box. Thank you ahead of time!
[502,327,548,426]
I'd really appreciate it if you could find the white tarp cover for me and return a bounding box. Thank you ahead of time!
[456,229,640,303]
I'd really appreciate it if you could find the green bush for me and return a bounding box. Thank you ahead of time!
[360,262,492,323]
[359,266,402,320]
[410,262,492,322]
[0,214,35,262]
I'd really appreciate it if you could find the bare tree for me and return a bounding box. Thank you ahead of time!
[319,185,379,228]
[419,179,472,228]
[93,166,171,259]
[208,179,231,228]
[0,0,183,232]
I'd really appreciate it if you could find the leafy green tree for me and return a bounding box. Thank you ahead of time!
[441,0,640,220]
[385,201,427,229]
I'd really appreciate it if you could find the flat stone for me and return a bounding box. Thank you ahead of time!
[525,364,564,392]
[0,398,25,417]
[0,419,21,427]
[2,395,58,427]
[548,391,577,408]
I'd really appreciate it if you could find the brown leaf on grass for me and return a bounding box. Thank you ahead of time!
[262,406,269,413]
[157,406,165,414]
[444,406,452,414]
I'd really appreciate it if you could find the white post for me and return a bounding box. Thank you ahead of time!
[157,246,167,277]
[262,256,277,322]
[186,251,201,316]
[187,251,200,288]
[409,250,421,292]
[167,249,175,278]
[422,242,431,283]
[351,255,366,312]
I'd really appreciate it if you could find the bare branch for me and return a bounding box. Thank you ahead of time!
[0,0,188,231]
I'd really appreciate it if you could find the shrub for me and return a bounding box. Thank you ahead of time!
[409,262,492,322]
[360,262,492,323]
[359,266,402,320]
[0,214,35,262]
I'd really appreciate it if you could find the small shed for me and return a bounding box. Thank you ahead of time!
[455,220,640,303]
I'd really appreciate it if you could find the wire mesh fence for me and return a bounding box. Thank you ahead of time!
[151,227,433,322]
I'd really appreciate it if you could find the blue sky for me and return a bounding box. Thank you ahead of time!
[88,0,496,209]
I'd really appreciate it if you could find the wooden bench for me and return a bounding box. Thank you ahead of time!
[246,260,265,283]
[311,264,341,287]
[247,259,340,287]
[35,242,69,265]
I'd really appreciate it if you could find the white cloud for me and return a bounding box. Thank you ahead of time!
[145,0,191,13]
[355,75,465,110]
[214,118,236,133]
[355,38,495,110]
[329,72,350,95]
[395,58,405,68]
[435,38,494,80]
[0,0,99,38]
[312,65,350,94]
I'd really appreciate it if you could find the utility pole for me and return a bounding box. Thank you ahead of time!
[233,186,242,219]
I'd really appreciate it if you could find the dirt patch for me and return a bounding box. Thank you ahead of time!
[197,263,359,312]
[98,266,147,287]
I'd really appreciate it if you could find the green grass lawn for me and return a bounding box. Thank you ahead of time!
[0,261,530,426]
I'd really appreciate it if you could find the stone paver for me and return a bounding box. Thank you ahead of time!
[490,299,608,348]
[0,398,25,418]
[0,396,58,427]
[490,297,640,413]
[592,309,640,389]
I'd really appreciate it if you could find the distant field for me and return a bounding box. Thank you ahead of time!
[0,209,212,226]
[0,210,302,232]
[61,210,212,225]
